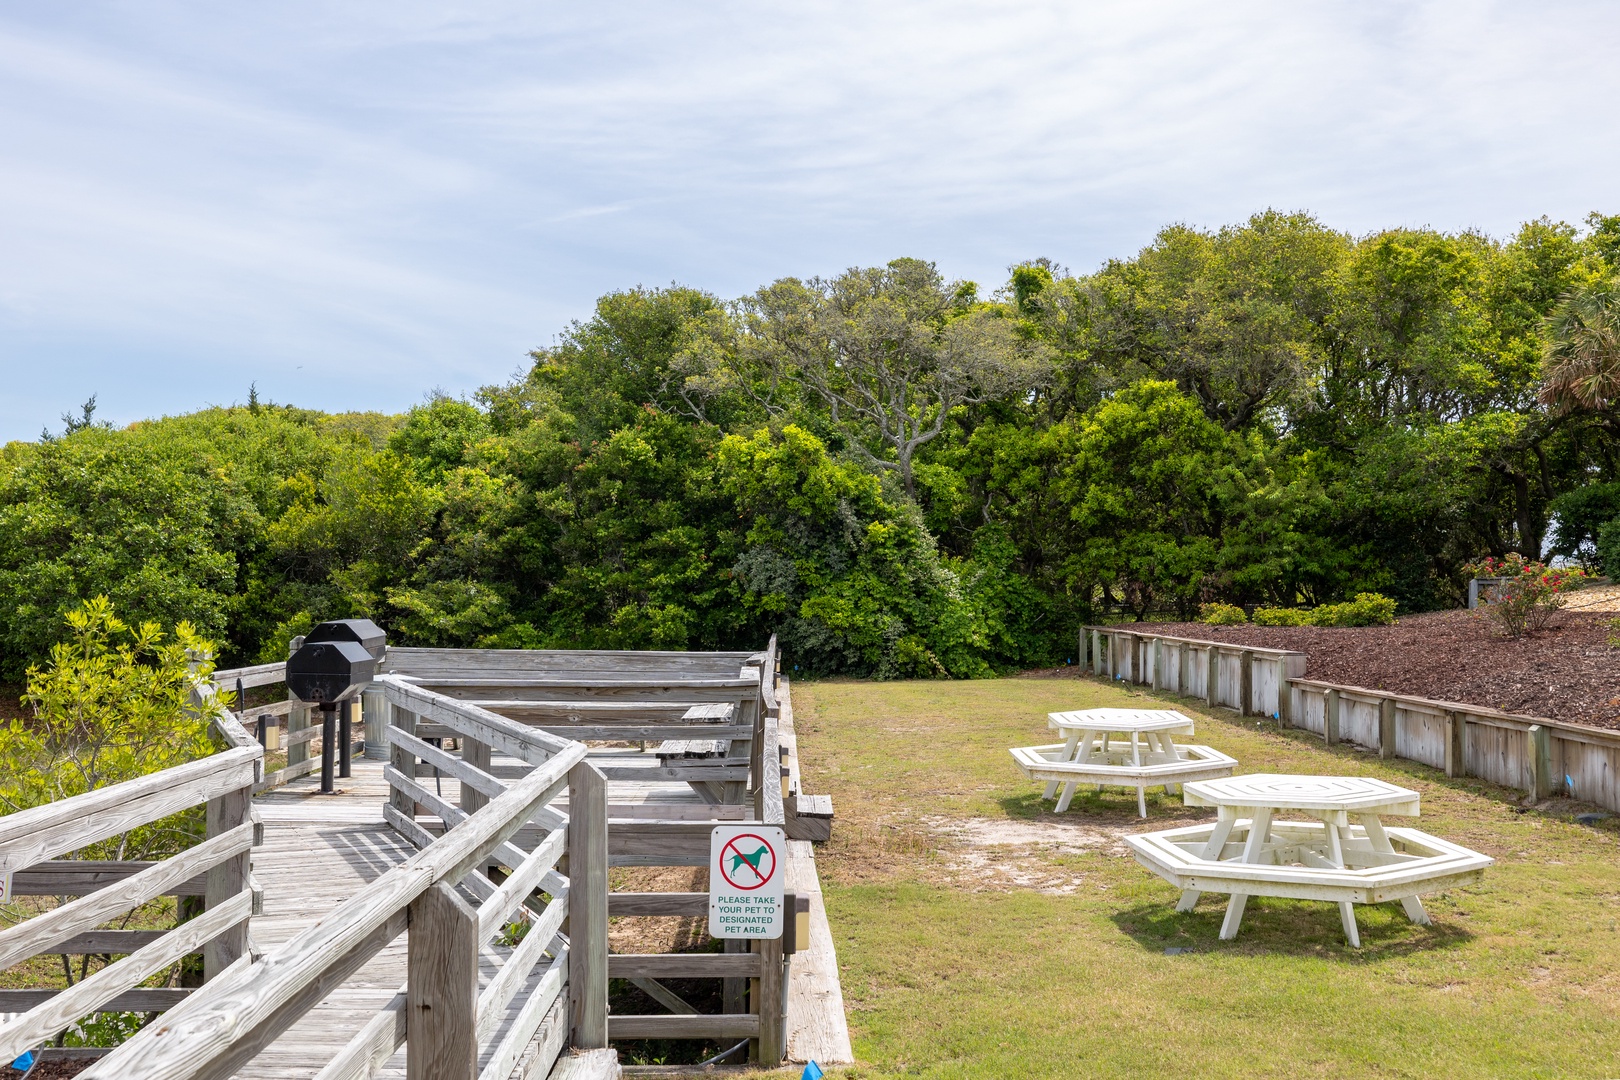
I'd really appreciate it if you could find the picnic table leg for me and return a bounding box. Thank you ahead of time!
[1219,807,1272,940]
[1177,808,1240,911]
[1149,733,1179,794]
[1054,783,1078,813]
[1094,731,1109,793]
[1130,732,1145,815]
[1323,818,1362,947]
[1359,814,1430,925]
[1054,731,1095,812]
[1044,730,1082,800]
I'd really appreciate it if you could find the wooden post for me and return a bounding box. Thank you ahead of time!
[740,690,762,801]
[1324,689,1340,746]
[724,938,748,1016]
[362,686,388,761]
[753,933,787,1065]
[1444,710,1465,778]
[286,636,309,771]
[1238,650,1253,717]
[1528,725,1553,800]
[1379,698,1397,760]
[203,781,251,980]
[389,707,419,824]
[1205,648,1219,709]
[460,738,491,814]
[1151,639,1162,691]
[1276,659,1292,727]
[1091,630,1101,676]
[407,882,478,1080]
[567,761,609,1050]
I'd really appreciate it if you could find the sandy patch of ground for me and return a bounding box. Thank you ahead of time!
[922,815,1139,893]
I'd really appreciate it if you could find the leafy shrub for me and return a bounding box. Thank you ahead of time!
[0,596,223,859]
[1309,592,1398,627]
[1252,606,1311,626]
[1198,602,1247,625]
[1464,555,1587,638]
[1598,518,1620,582]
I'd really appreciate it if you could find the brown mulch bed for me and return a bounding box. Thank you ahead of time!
[1100,609,1620,730]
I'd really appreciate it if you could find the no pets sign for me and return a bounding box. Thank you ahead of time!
[708,825,785,939]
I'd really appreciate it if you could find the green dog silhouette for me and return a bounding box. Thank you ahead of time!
[729,844,768,881]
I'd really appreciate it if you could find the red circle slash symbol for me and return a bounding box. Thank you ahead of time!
[718,834,777,891]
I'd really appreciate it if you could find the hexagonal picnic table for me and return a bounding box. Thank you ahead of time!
[1008,708,1238,818]
[1126,774,1493,946]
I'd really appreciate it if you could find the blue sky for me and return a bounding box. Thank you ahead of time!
[2,1,1618,441]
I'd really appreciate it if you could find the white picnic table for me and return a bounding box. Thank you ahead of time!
[1176,774,1430,946]
[1041,708,1201,816]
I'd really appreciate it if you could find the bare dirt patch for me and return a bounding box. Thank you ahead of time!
[1041,609,1620,729]
[920,814,1140,893]
[606,865,707,954]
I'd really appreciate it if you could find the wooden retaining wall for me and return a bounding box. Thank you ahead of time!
[1083,626,1307,720]
[1081,625,1620,811]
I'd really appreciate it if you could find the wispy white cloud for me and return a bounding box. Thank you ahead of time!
[1,1,1617,438]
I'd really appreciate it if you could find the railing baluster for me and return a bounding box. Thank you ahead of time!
[567,761,609,1050]
[203,781,252,981]
[407,882,478,1080]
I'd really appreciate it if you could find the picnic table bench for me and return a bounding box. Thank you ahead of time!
[1009,708,1237,817]
[1126,773,1492,945]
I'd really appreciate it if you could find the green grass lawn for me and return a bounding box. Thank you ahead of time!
[793,675,1620,1079]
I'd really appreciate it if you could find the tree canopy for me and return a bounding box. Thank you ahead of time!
[3,211,1619,680]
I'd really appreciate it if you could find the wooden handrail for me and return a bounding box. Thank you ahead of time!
[52,640,789,1077]
[0,747,257,869]
[0,706,260,1063]
[210,661,287,691]
[81,740,587,1080]
[378,676,577,762]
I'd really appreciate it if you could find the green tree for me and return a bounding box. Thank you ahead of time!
[719,425,990,676]
[726,259,1051,498]
[1053,381,1260,618]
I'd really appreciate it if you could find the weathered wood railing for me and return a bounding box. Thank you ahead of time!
[18,638,804,1074]
[0,706,260,1060]
[81,675,593,1080]
[598,638,790,1064]
[1083,624,1620,812]
[386,639,795,1063]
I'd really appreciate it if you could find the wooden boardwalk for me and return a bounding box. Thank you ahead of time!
[237,708,851,1077]
[242,763,414,1079]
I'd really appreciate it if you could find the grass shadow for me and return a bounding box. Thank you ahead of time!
[1108,896,1475,959]
[994,789,1211,826]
